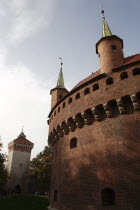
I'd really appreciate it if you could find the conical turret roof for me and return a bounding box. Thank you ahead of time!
[56,63,65,88]
[101,10,112,37]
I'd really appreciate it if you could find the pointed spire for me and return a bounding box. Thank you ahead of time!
[101,10,112,37]
[56,58,65,88]
[18,126,26,138]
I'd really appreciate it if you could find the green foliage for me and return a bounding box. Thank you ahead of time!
[0,195,49,210]
[0,140,7,193]
[27,146,52,193]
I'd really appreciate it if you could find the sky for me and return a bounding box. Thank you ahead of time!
[0,0,139,158]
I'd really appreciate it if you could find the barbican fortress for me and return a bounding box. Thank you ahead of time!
[48,11,140,210]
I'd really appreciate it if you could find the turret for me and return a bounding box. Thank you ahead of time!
[50,59,69,109]
[96,10,124,74]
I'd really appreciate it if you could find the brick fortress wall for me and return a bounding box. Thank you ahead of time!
[48,63,140,210]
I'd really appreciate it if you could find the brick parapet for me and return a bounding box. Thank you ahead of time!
[49,64,140,136]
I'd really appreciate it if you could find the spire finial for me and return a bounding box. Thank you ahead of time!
[101,3,104,18]
[101,10,112,37]
[56,57,65,88]
[59,57,63,68]
[101,9,105,19]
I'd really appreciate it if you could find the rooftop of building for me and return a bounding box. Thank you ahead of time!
[72,54,140,91]
[8,130,34,147]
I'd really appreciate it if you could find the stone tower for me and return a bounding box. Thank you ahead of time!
[7,130,34,193]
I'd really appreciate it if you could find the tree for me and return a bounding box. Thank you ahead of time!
[27,146,52,193]
[0,139,7,194]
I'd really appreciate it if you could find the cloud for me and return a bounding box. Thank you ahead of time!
[0,62,52,158]
[0,0,55,45]
[0,0,55,158]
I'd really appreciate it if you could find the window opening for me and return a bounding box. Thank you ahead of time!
[84,88,90,95]
[70,138,77,149]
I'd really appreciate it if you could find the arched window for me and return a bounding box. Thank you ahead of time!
[102,188,115,206]
[93,83,99,91]
[59,95,62,99]
[54,190,57,202]
[54,111,56,116]
[58,107,60,113]
[84,88,90,95]
[120,72,128,80]
[132,68,140,76]
[63,102,66,108]
[76,93,80,100]
[106,77,113,85]
[70,138,77,149]
[68,97,72,104]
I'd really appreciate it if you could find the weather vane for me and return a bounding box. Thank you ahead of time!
[101,3,105,18]
[59,57,63,67]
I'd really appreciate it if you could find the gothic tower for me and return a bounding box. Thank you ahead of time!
[7,130,34,193]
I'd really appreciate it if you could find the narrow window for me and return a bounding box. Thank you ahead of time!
[106,77,113,85]
[54,111,56,116]
[58,107,60,113]
[70,138,77,149]
[120,72,128,80]
[132,68,140,76]
[68,97,72,104]
[63,102,66,108]
[54,190,57,202]
[111,45,117,50]
[51,115,53,119]
[84,88,90,95]
[76,93,80,100]
[59,95,62,99]
[93,83,99,91]
[102,188,115,206]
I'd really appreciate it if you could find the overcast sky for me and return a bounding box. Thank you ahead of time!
[0,0,139,158]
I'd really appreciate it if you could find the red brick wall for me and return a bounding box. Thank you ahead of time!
[97,36,124,74]
[50,113,140,209]
[49,64,140,131]
[48,64,140,209]
[51,88,69,109]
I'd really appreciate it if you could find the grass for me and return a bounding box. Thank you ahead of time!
[0,195,49,210]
